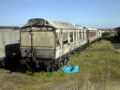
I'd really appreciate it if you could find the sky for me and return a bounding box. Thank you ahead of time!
[0,0,120,28]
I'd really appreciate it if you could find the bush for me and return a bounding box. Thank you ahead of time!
[102,32,113,37]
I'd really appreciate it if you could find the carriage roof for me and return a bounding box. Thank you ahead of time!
[22,18,81,29]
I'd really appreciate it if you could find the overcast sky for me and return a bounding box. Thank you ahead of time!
[0,0,120,28]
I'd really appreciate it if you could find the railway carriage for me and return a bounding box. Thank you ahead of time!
[20,18,102,71]
[86,28,101,43]
[20,18,89,70]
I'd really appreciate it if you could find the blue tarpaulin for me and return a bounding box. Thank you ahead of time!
[62,65,79,74]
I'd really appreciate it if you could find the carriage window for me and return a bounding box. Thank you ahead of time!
[88,32,91,37]
[92,32,94,36]
[76,32,78,40]
[83,31,85,39]
[63,40,68,44]
[63,32,68,45]
[56,32,60,47]
[91,32,94,37]
[79,31,81,39]
[81,31,84,39]
[74,32,76,41]
[70,32,73,42]
[56,39,60,46]
[77,32,79,40]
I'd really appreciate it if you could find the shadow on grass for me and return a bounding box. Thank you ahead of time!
[2,58,48,73]
[3,58,28,73]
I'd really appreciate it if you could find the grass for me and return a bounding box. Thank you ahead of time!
[0,36,120,90]
[69,40,120,81]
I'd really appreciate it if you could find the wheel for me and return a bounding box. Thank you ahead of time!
[52,64,58,71]
[58,58,64,69]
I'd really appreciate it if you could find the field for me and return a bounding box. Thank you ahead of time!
[0,36,120,90]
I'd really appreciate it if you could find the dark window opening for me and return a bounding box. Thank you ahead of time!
[70,32,73,42]
[56,32,60,47]
[79,32,81,39]
[63,40,68,44]
[56,39,60,46]
[74,32,76,41]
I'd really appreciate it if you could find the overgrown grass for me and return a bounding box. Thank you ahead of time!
[0,39,120,90]
[69,40,120,82]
